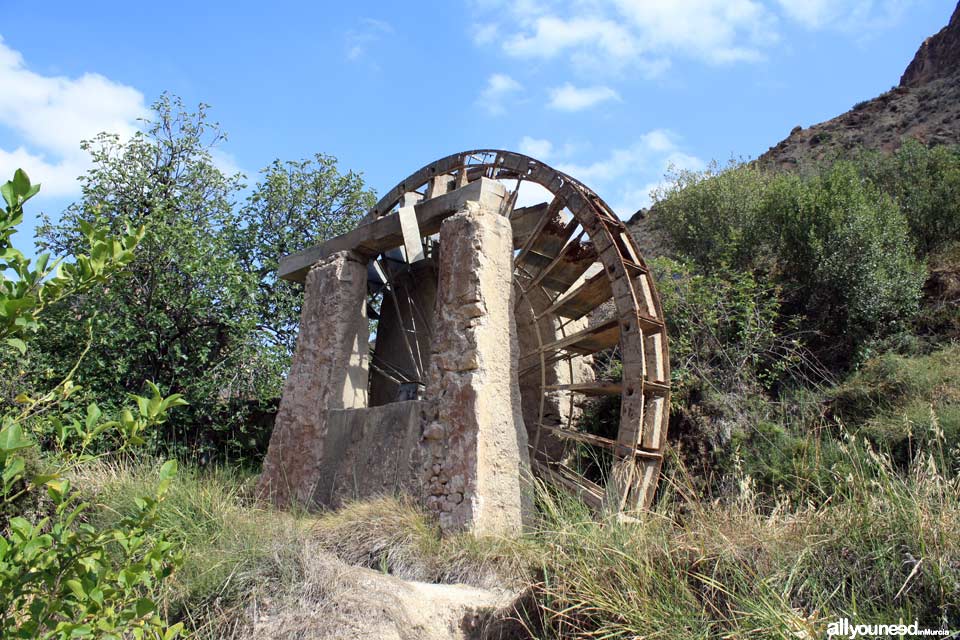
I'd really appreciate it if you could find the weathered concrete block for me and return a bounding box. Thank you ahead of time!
[257,250,369,508]
[421,202,532,536]
[315,401,424,507]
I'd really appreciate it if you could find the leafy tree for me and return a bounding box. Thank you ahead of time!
[35,96,374,462]
[235,154,375,361]
[0,170,185,639]
[35,95,258,460]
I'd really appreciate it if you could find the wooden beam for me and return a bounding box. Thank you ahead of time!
[531,459,603,509]
[509,202,549,249]
[531,317,621,357]
[279,177,507,282]
[544,381,622,396]
[398,206,425,262]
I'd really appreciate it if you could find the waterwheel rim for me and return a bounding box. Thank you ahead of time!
[365,150,671,512]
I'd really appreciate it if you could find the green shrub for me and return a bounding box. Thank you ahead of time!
[915,241,960,342]
[859,140,960,254]
[651,257,803,395]
[0,170,185,639]
[650,161,770,271]
[765,162,925,360]
[652,160,926,365]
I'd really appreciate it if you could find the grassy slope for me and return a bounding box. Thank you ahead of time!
[80,403,960,639]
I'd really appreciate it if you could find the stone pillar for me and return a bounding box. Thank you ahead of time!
[420,201,532,536]
[257,250,369,508]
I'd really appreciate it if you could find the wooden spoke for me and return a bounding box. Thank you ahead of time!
[533,317,620,357]
[538,424,664,460]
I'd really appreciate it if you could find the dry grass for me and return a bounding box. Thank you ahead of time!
[75,410,960,639]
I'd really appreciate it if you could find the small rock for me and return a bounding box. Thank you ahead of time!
[423,422,445,440]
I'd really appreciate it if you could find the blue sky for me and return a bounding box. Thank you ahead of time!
[0,0,953,248]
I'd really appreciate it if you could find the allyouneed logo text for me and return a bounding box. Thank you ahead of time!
[827,618,955,638]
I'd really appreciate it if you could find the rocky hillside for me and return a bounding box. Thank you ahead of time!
[759,2,960,169]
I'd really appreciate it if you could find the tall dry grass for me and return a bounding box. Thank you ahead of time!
[75,412,959,639]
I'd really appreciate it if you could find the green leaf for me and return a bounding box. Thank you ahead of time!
[29,472,58,487]
[66,579,87,601]
[158,459,177,482]
[12,169,30,196]
[2,455,25,485]
[0,422,33,455]
[8,516,33,539]
[163,622,184,640]
[34,252,50,274]
[156,459,178,496]
[0,181,13,209]
[85,403,102,432]
[4,338,26,355]
[135,598,155,617]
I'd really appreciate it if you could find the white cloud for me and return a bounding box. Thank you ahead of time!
[503,15,639,60]
[471,0,913,74]
[613,0,777,64]
[777,0,834,28]
[474,0,776,71]
[548,129,705,215]
[345,18,394,62]
[472,23,499,45]
[519,136,553,159]
[776,0,911,32]
[548,83,620,111]
[0,36,147,198]
[478,73,523,116]
[209,148,245,179]
[556,129,680,182]
[0,147,83,197]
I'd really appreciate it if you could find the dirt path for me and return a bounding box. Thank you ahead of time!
[244,546,524,639]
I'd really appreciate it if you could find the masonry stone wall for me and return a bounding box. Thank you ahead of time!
[419,203,532,535]
[256,250,369,508]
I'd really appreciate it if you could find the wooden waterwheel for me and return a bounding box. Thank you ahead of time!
[282,150,671,512]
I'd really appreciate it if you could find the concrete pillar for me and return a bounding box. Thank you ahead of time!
[257,250,369,508]
[420,201,532,536]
